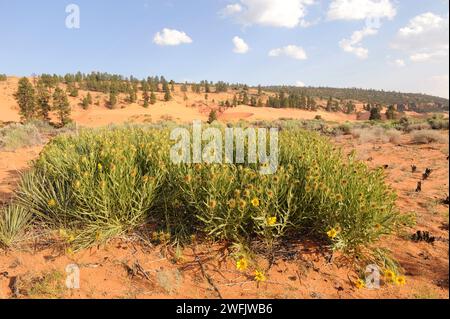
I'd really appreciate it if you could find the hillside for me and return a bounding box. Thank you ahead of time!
[263,86,449,112]
[1,76,356,126]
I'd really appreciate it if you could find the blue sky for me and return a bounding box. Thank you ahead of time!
[0,0,448,97]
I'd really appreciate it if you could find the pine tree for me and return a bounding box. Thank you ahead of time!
[164,85,172,101]
[53,87,71,125]
[232,95,238,107]
[385,105,397,120]
[36,83,51,121]
[369,107,382,121]
[81,96,90,110]
[68,83,79,97]
[14,77,36,121]
[108,91,118,109]
[150,91,157,105]
[344,101,355,114]
[207,109,218,124]
[242,92,249,105]
[143,91,150,108]
[86,92,93,105]
[326,97,333,112]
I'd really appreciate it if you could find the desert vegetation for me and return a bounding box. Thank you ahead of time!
[1,123,411,278]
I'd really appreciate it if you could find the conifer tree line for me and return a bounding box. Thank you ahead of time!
[262,85,448,112]
[14,77,71,126]
[9,72,449,119]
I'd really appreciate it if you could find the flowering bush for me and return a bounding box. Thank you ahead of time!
[14,125,405,258]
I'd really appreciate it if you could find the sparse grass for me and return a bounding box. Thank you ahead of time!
[15,270,66,299]
[351,127,402,144]
[10,125,406,267]
[412,286,440,299]
[410,130,448,144]
[0,123,43,151]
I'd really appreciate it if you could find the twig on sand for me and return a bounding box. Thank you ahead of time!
[193,246,223,299]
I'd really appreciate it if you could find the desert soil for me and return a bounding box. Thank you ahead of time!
[0,77,448,299]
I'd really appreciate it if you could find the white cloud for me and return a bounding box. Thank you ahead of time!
[329,1,396,60]
[398,12,448,37]
[232,36,249,54]
[269,45,307,60]
[410,50,448,62]
[394,59,406,67]
[327,0,396,21]
[222,3,242,16]
[153,28,193,46]
[295,81,306,87]
[339,27,378,59]
[427,74,449,98]
[392,12,449,63]
[222,0,315,28]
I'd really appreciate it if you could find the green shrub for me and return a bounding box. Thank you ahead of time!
[0,74,7,81]
[13,126,404,260]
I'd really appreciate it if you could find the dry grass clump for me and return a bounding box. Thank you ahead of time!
[352,127,402,144]
[411,130,448,144]
[0,123,43,151]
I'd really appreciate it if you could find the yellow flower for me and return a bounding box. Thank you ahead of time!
[355,279,365,289]
[236,258,248,271]
[327,228,338,239]
[254,270,266,282]
[384,270,396,282]
[228,199,237,209]
[208,200,217,209]
[375,223,382,230]
[234,190,241,198]
[184,175,192,183]
[66,247,74,255]
[239,199,247,209]
[48,199,57,208]
[74,180,81,189]
[68,234,75,243]
[59,229,68,238]
[97,163,103,171]
[243,189,251,198]
[267,216,277,226]
[251,198,260,207]
[395,276,406,286]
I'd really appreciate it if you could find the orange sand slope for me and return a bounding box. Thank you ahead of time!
[1,77,357,127]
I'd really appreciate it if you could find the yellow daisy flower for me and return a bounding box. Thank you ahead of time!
[267,217,277,226]
[228,199,237,209]
[395,276,406,286]
[254,270,266,282]
[236,258,248,271]
[251,198,260,207]
[355,279,365,289]
[48,199,57,208]
[327,228,338,239]
[384,270,396,282]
